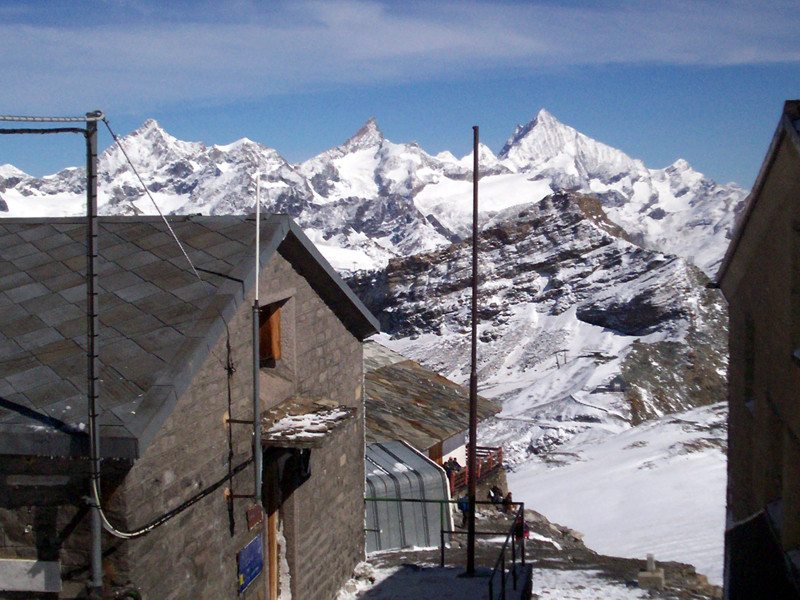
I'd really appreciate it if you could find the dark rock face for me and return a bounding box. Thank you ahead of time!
[576,293,685,335]
[575,263,689,335]
[349,190,728,428]
[349,192,690,338]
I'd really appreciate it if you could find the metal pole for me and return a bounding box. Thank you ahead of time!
[253,175,262,506]
[466,125,479,574]
[85,113,103,597]
[252,304,262,506]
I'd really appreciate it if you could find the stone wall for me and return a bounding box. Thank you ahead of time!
[279,416,365,599]
[0,247,367,599]
[720,104,800,599]
[118,251,267,600]
[118,248,365,599]
[0,462,134,598]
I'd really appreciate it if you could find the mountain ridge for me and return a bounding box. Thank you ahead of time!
[0,110,746,276]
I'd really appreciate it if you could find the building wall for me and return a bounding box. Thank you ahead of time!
[722,115,800,598]
[0,248,367,599]
[117,257,267,600]
[0,457,132,598]
[261,249,366,599]
[119,249,365,599]
[279,417,365,600]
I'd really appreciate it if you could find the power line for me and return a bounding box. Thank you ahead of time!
[93,458,253,539]
[0,113,104,122]
[101,117,203,284]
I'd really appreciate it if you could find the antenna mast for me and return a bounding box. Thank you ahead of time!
[466,125,480,575]
[252,172,263,506]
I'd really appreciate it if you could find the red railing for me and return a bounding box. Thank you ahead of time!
[448,446,503,495]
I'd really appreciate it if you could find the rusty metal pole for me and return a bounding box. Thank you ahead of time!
[466,125,479,575]
[85,112,103,599]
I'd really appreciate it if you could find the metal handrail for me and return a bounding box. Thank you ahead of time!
[365,496,526,599]
[449,445,504,493]
[488,503,526,600]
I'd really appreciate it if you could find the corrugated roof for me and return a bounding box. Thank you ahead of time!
[364,341,500,451]
[0,215,378,458]
[365,440,451,552]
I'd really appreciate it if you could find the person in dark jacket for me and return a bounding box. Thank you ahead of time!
[457,496,469,527]
[502,491,513,514]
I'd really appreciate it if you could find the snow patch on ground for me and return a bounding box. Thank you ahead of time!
[509,403,727,585]
[530,569,648,599]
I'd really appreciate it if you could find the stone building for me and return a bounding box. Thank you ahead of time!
[0,215,378,599]
[363,340,500,468]
[717,100,800,598]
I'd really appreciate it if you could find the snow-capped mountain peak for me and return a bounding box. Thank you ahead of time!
[343,117,384,152]
[0,111,745,275]
[0,164,28,180]
[498,108,646,179]
[459,142,499,165]
[101,119,206,177]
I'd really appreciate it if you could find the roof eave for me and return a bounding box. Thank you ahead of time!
[717,101,800,287]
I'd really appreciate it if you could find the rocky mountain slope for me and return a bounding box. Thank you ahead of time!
[351,191,728,463]
[0,110,734,463]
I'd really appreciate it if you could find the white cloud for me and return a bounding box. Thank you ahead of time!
[2,0,799,113]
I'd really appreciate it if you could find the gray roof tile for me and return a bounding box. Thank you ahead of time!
[15,327,64,352]
[0,270,35,292]
[26,260,73,283]
[0,302,28,326]
[8,364,61,393]
[31,231,73,252]
[0,215,378,459]
[20,291,67,316]
[58,283,86,302]
[46,242,85,262]
[5,281,49,304]
[115,281,162,303]
[0,232,21,250]
[18,223,55,242]
[4,313,47,337]
[39,303,85,327]
[3,240,38,260]
[13,250,55,271]
[364,342,499,451]
[41,270,85,293]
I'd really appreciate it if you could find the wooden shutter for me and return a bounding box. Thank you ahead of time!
[259,304,282,363]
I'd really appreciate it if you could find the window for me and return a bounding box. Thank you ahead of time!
[259,302,282,366]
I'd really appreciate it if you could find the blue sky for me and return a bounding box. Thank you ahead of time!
[2,0,800,188]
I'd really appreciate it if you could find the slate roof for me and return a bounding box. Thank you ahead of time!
[363,341,500,452]
[260,396,357,449]
[0,214,378,459]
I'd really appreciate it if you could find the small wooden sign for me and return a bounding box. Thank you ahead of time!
[246,504,264,530]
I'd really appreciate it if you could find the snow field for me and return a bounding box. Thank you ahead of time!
[510,403,727,585]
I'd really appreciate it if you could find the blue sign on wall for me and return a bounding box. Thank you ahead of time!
[237,533,264,594]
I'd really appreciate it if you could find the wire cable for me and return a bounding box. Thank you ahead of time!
[101,118,203,283]
[92,458,252,539]
[89,118,263,539]
[0,112,104,122]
